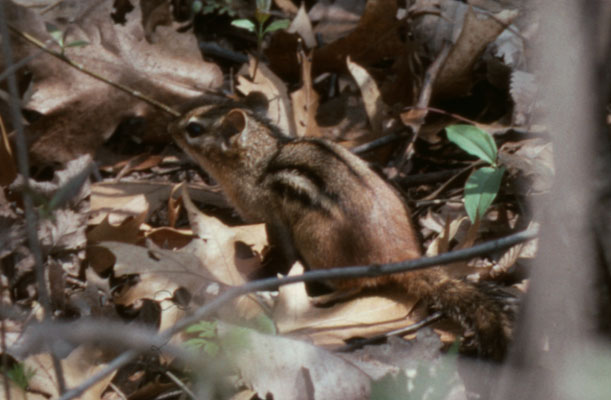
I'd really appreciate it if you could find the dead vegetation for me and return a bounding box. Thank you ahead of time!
[0,0,609,399]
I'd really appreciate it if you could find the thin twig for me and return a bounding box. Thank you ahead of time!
[335,311,444,352]
[0,2,67,394]
[108,383,127,400]
[351,131,406,155]
[401,42,452,166]
[1,293,10,400]
[58,226,538,400]
[165,370,197,400]
[418,161,485,202]
[7,24,181,117]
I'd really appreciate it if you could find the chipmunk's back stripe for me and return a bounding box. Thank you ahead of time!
[263,165,337,214]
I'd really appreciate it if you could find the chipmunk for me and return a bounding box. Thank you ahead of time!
[169,92,512,359]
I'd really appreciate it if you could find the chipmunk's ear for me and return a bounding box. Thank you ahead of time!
[243,91,268,115]
[220,109,249,145]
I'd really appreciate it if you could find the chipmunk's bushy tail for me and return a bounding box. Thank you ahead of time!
[394,269,514,360]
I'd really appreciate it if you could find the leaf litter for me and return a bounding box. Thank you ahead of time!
[0,0,548,398]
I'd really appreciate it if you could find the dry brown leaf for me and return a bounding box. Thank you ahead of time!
[499,139,554,194]
[0,380,46,400]
[89,181,225,225]
[274,0,299,14]
[86,213,146,245]
[313,0,402,73]
[309,0,363,43]
[425,216,469,256]
[145,227,195,249]
[107,240,216,305]
[103,240,212,333]
[434,7,519,97]
[346,56,384,134]
[273,264,419,347]
[180,185,268,310]
[290,50,321,137]
[237,58,296,137]
[219,322,371,400]
[287,3,316,48]
[6,0,222,164]
[24,347,115,400]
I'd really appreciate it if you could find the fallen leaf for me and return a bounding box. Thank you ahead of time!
[89,181,225,225]
[274,0,299,14]
[346,56,384,134]
[290,50,321,137]
[24,347,115,400]
[237,58,296,137]
[309,0,363,43]
[180,185,267,318]
[273,264,419,348]
[434,7,519,97]
[287,3,316,48]
[313,0,402,73]
[219,322,371,400]
[6,0,222,164]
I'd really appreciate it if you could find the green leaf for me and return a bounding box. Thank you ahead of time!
[370,372,409,400]
[231,19,256,32]
[220,326,251,354]
[203,342,220,357]
[185,320,216,335]
[464,166,505,223]
[184,338,209,349]
[192,0,203,13]
[65,40,89,48]
[264,19,290,34]
[45,22,64,47]
[446,124,498,166]
[253,313,277,335]
[5,363,35,390]
[202,5,216,14]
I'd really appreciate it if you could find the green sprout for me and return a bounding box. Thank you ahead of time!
[230,0,290,78]
[446,125,505,223]
[192,0,237,17]
[45,23,89,56]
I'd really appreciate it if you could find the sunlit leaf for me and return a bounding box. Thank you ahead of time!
[45,22,64,47]
[446,124,498,166]
[231,19,256,32]
[264,19,290,34]
[65,40,90,48]
[464,166,505,223]
[192,0,203,13]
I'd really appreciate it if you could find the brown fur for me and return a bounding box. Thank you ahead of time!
[170,97,511,358]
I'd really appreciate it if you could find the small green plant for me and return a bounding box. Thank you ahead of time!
[370,346,459,400]
[184,320,220,357]
[446,124,505,223]
[3,362,36,391]
[230,0,290,77]
[192,0,237,17]
[45,23,89,55]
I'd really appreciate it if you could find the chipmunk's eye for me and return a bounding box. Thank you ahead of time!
[185,121,206,138]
